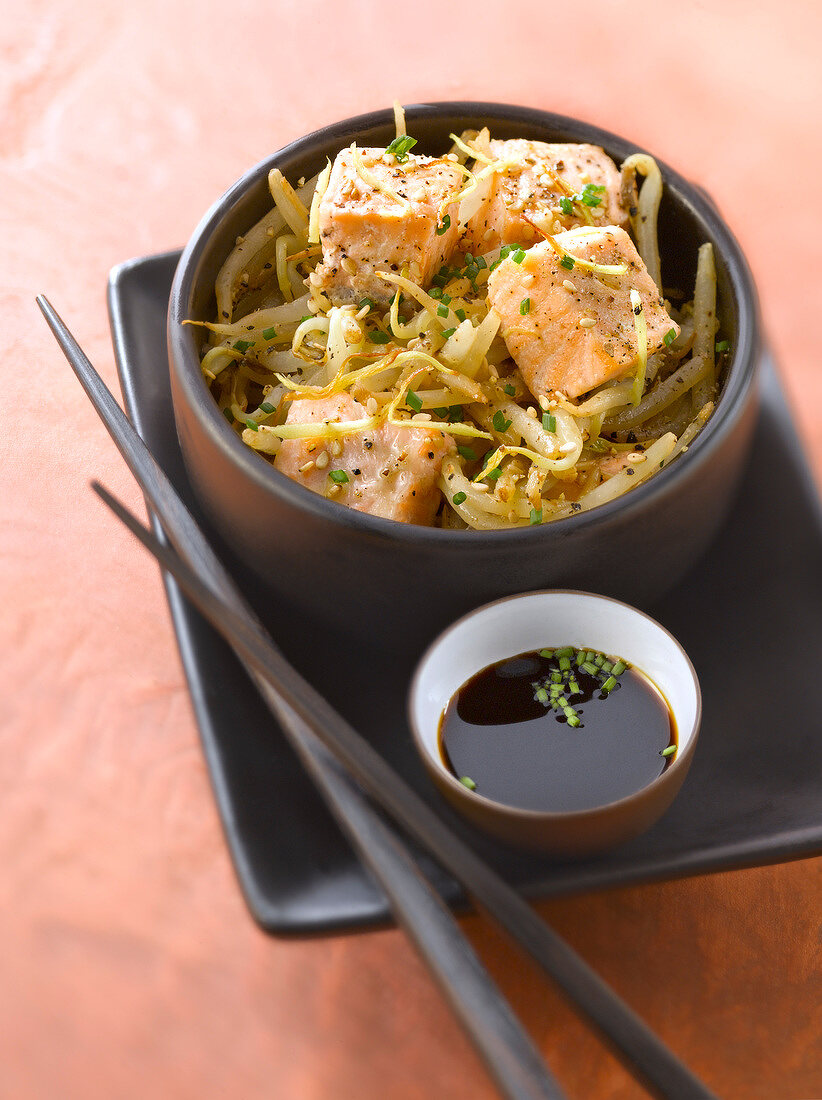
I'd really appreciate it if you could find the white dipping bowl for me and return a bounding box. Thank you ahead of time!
[408,590,701,856]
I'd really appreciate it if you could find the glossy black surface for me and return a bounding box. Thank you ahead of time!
[440,655,673,812]
[110,251,822,938]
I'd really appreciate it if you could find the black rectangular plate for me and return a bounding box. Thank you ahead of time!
[109,251,822,937]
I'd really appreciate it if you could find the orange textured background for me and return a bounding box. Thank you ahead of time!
[3,2,822,1098]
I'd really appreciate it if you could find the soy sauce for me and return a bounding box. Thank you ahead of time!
[440,649,676,813]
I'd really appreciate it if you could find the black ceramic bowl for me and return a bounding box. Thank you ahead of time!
[168,102,761,653]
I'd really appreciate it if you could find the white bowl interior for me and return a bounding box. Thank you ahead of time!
[410,591,700,783]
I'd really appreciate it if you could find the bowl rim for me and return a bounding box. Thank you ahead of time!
[406,588,702,821]
[168,100,761,545]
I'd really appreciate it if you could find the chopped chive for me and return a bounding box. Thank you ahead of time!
[441,326,457,338]
[580,183,605,207]
[385,134,418,162]
[485,467,502,481]
[437,303,449,318]
[594,654,605,668]
[457,445,476,460]
[661,745,677,757]
[440,294,452,305]
[455,308,467,322]
[359,297,376,312]
[559,656,571,672]
[563,706,577,720]
[567,714,581,728]
[542,412,557,433]
[663,327,677,347]
[433,407,448,417]
[447,405,463,422]
[369,330,391,344]
[262,326,278,341]
[715,339,730,353]
[612,660,626,676]
[503,383,516,396]
[492,410,512,433]
[555,647,574,658]
[529,508,542,525]
[581,661,598,676]
[519,297,531,315]
[585,651,596,663]
[601,660,613,675]
[329,469,349,484]
[474,255,487,270]
[559,196,574,216]
[460,775,477,790]
[550,671,562,684]
[602,675,617,692]
[511,247,526,263]
[568,679,580,695]
[222,407,234,423]
[428,286,443,300]
[300,315,313,322]
[436,214,451,236]
[539,648,554,658]
[536,688,549,704]
[232,339,254,353]
[452,491,467,505]
[259,401,275,414]
[560,254,575,270]
[244,418,259,431]
[406,388,423,413]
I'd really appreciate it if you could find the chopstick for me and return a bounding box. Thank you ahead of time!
[38,298,563,1100]
[39,294,719,1100]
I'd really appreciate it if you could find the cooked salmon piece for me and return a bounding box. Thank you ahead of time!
[465,140,627,253]
[486,226,678,400]
[313,146,464,305]
[273,393,455,525]
[597,451,648,479]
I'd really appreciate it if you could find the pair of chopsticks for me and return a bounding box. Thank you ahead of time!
[38,295,718,1100]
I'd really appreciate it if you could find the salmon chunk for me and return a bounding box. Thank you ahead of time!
[273,393,455,525]
[486,227,678,400]
[466,140,627,253]
[313,146,464,305]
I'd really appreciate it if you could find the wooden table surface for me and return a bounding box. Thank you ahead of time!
[3,2,821,1097]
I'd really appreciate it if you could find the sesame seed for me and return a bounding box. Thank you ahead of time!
[341,257,357,276]
[412,188,426,202]
[521,273,535,286]
[579,317,596,329]
[538,395,550,411]
[240,272,249,285]
[235,235,245,246]
[315,451,329,469]
[526,406,538,419]
[365,397,378,416]
[560,441,576,454]
[330,440,343,456]
[563,279,576,292]
[299,460,315,474]
[327,483,341,497]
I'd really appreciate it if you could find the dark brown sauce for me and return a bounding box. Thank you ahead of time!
[439,649,676,813]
